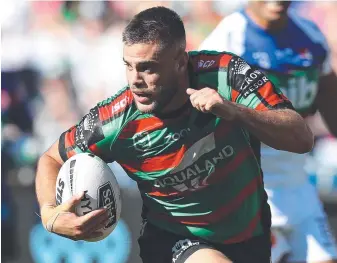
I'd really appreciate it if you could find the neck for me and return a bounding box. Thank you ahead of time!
[245,8,288,31]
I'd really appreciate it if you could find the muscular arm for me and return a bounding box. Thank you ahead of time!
[188,86,314,154]
[315,72,337,137]
[219,104,313,153]
[35,140,64,208]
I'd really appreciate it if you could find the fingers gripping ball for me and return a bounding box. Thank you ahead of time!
[55,153,122,241]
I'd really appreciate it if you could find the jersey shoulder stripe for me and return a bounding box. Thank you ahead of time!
[59,86,136,162]
[188,50,235,74]
[97,86,134,124]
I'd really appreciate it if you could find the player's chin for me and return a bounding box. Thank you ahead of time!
[268,8,288,20]
[135,100,158,113]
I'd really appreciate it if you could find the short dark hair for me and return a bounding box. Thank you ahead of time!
[122,6,186,51]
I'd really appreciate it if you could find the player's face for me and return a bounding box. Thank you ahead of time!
[251,1,291,22]
[123,43,182,113]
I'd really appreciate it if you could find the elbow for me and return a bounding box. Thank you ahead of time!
[37,152,51,166]
[294,138,314,154]
[330,126,337,138]
[293,125,314,154]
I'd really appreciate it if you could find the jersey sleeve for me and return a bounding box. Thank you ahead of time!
[58,88,133,163]
[225,55,294,111]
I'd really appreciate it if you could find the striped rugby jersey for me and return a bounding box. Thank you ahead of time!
[59,50,293,243]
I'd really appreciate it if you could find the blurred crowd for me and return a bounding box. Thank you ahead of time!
[1,1,337,262]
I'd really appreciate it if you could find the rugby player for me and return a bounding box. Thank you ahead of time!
[36,6,313,263]
[200,1,337,262]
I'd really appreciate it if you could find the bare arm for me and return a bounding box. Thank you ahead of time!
[35,139,63,209]
[316,72,337,137]
[229,105,313,153]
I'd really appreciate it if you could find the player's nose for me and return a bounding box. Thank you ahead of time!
[129,71,145,89]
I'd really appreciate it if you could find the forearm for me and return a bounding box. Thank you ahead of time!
[323,117,337,137]
[318,101,337,137]
[216,103,314,153]
[317,72,337,137]
[236,106,313,153]
[36,153,62,208]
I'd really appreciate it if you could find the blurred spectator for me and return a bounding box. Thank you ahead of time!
[177,1,223,50]
[33,76,80,152]
[68,11,126,112]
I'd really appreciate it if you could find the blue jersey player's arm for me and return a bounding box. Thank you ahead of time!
[314,32,337,137]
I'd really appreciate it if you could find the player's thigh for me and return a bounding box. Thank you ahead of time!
[184,248,232,263]
[287,214,337,263]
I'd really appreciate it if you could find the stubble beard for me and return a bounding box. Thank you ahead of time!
[135,84,179,114]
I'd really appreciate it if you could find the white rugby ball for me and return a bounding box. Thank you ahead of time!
[55,153,121,242]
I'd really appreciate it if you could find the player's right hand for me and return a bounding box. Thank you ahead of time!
[40,192,110,241]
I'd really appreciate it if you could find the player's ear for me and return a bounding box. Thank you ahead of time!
[177,51,189,73]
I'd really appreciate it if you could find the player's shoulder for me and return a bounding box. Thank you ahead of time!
[211,11,248,33]
[199,10,248,54]
[289,9,326,45]
[95,85,136,123]
[188,50,239,74]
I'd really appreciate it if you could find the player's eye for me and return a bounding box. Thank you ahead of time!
[139,65,154,73]
[124,63,133,71]
[144,68,154,73]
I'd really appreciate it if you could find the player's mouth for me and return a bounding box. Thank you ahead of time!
[132,92,153,104]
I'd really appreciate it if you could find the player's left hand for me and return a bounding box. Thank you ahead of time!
[187,87,237,120]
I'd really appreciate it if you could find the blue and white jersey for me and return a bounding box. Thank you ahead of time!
[200,9,332,187]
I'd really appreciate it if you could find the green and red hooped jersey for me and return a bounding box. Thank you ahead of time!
[59,50,293,244]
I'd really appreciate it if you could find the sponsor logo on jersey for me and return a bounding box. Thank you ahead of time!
[98,182,117,228]
[164,128,191,144]
[111,97,130,114]
[241,70,269,98]
[133,131,152,152]
[75,107,104,151]
[275,48,293,60]
[275,48,313,67]
[252,52,271,69]
[154,133,235,192]
[232,57,251,75]
[172,239,200,263]
[230,57,270,98]
[198,59,215,69]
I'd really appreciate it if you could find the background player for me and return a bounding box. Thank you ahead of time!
[200,1,337,262]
